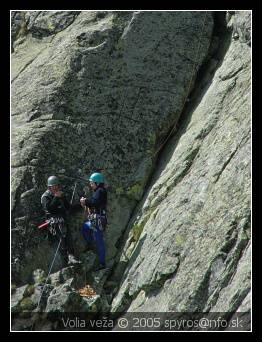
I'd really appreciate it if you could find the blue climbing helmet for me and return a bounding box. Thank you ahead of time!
[89,172,104,184]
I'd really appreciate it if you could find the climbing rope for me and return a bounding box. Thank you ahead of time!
[30,236,62,330]
[36,237,62,310]
[153,11,208,157]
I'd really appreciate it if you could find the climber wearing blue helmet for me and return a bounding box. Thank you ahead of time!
[80,172,108,270]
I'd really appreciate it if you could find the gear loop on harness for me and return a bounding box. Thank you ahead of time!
[48,217,66,237]
[83,207,107,232]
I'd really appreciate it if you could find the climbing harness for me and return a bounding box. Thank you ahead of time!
[48,217,65,237]
[83,207,107,232]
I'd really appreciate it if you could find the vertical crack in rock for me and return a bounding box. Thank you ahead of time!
[109,11,251,322]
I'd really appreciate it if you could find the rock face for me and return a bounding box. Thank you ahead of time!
[11,11,213,283]
[110,10,251,321]
[11,10,251,331]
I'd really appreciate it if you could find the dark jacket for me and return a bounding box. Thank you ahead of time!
[85,185,107,213]
[41,189,70,219]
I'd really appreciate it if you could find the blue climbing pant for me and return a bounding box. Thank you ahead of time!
[81,220,105,265]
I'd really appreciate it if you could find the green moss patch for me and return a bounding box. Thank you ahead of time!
[19,297,36,311]
[126,183,143,201]
[132,223,145,242]
[24,284,35,297]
